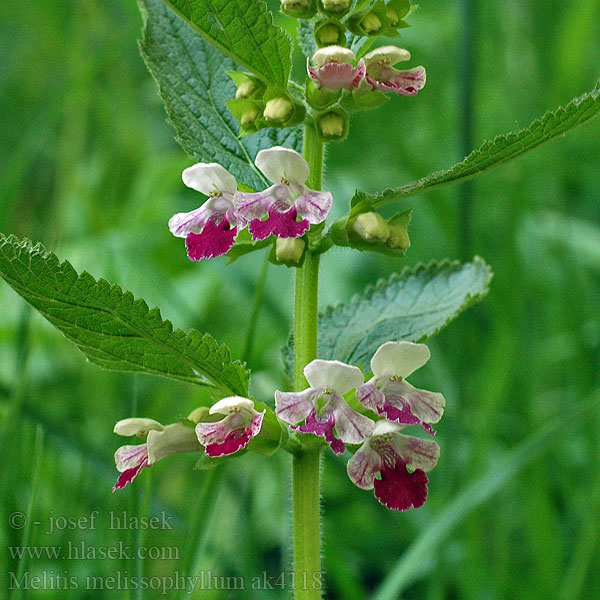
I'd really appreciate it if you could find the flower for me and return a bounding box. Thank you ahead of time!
[195,397,265,458]
[347,420,440,510]
[275,359,375,454]
[234,147,333,241]
[113,418,201,491]
[307,46,365,91]
[356,341,445,435]
[169,163,246,261]
[363,46,426,95]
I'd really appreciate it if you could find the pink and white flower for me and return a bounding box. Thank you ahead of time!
[234,147,333,241]
[169,163,246,260]
[307,46,365,91]
[195,397,265,458]
[347,420,440,511]
[356,341,445,435]
[275,359,375,455]
[363,46,426,96]
[113,418,201,491]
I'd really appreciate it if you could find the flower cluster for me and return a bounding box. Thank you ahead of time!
[113,397,265,491]
[169,147,332,261]
[308,45,426,96]
[276,341,444,511]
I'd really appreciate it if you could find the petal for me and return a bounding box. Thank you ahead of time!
[293,410,345,455]
[275,388,316,425]
[378,397,436,435]
[255,147,310,185]
[185,221,237,260]
[294,188,333,224]
[113,418,164,437]
[328,394,375,444]
[363,45,411,67]
[392,433,440,472]
[234,188,278,221]
[367,66,426,96]
[113,459,148,492]
[114,444,148,472]
[304,359,364,395]
[308,61,363,91]
[370,341,431,378]
[355,381,385,414]
[200,411,265,458]
[373,462,429,511]
[146,424,202,465]
[380,379,445,424]
[248,206,309,241]
[169,195,233,238]
[209,396,256,416]
[347,441,382,489]
[182,163,237,196]
[312,45,356,67]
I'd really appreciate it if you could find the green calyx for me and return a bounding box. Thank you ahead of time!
[314,17,346,47]
[348,0,409,37]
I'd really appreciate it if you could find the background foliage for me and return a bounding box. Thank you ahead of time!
[1,0,599,598]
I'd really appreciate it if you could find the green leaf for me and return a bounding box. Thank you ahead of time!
[0,235,249,396]
[318,258,492,369]
[353,79,600,208]
[159,0,292,89]
[139,0,301,192]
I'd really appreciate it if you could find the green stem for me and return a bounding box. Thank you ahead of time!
[292,124,324,600]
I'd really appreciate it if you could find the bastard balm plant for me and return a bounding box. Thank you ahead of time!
[1,0,599,597]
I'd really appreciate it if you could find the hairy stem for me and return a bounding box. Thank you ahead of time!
[292,124,324,600]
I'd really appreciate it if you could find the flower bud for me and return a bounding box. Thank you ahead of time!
[235,79,259,99]
[318,24,340,44]
[387,224,410,250]
[351,212,390,242]
[320,0,350,15]
[386,7,399,26]
[281,0,316,18]
[319,112,344,138]
[263,97,294,123]
[361,12,382,33]
[240,105,261,127]
[276,238,306,264]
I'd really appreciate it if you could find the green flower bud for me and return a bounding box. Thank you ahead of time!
[319,112,345,138]
[351,212,390,242]
[235,79,259,99]
[361,12,382,33]
[321,0,350,13]
[281,0,316,18]
[318,24,340,44]
[276,238,306,264]
[263,97,294,123]
[240,105,261,127]
[387,224,410,250]
[386,7,399,26]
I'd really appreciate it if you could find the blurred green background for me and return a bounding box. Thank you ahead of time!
[1,0,599,598]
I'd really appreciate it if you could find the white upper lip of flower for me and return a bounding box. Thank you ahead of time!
[311,46,357,67]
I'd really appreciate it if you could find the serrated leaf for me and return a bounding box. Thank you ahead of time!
[283,258,492,375]
[353,80,600,208]
[0,235,249,396]
[139,0,301,192]
[159,0,292,89]
[297,19,317,58]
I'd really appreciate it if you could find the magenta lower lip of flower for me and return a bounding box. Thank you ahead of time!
[234,147,333,241]
[346,420,440,511]
[363,46,427,96]
[195,397,265,458]
[356,341,445,434]
[275,359,374,454]
[169,163,246,261]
